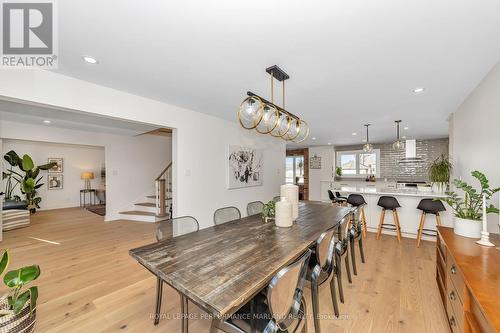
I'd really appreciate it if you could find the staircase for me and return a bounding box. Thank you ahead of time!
[119,163,172,223]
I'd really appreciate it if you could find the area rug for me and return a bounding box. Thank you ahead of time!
[86,204,106,216]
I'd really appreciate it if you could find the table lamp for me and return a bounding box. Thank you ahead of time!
[81,171,94,190]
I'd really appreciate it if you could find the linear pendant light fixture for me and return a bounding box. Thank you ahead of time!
[392,120,403,150]
[363,124,373,152]
[237,65,309,143]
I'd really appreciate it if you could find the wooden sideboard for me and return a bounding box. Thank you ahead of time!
[437,227,500,333]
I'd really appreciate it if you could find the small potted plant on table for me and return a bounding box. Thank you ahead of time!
[262,201,276,223]
[428,154,452,193]
[437,171,499,238]
[0,250,40,332]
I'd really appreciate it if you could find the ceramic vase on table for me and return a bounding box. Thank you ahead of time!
[280,184,298,220]
[275,198,293,228]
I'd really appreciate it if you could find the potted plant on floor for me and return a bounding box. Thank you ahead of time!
[0,250,40,332]
[437,171,499,238]
[3,151,55,213]
[428,154,452,193]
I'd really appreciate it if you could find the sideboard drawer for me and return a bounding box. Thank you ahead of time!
[447,273,464,332]
[446,254,465,304]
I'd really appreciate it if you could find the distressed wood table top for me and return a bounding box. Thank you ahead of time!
[129,202,353,317]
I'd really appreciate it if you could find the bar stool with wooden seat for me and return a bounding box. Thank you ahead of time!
[416,198,446,247]
[376,196,402,242]
[347,194,368,237]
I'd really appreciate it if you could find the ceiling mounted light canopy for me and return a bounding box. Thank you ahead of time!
[393,120,403,150]
[237,65,309,143]
[363,124,373,153]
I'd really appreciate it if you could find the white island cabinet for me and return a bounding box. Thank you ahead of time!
[321,182,452,241]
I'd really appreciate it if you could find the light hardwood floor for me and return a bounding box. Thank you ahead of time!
[0,208,449,332]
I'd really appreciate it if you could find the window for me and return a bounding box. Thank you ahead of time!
[285,156,304,184]
[336,150,380,177]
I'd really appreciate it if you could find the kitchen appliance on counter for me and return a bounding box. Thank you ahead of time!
[396,181,428,189]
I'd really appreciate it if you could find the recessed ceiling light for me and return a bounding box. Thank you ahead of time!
[312,137,316,140]
[82,55,98,64]
[327,142,332,145]
[362,139,367,142]
[43,120,51,124]
[402,136,406,139]
[352,132,357,136]
[412,87,425,94]
[404,126,409,130]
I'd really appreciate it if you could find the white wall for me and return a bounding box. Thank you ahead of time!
[0,70,286,229]
[308,146,335,201]
[0,119,172,220]
[451,60,500,233]
[2,140,104,210]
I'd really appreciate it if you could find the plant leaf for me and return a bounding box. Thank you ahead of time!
[20,265,40,284]
[0,251,9,276]
[12,290,30,315]
[3,269,21,288]
[21,155,34,171]
[28,287,38,313]
[37,162,56,171]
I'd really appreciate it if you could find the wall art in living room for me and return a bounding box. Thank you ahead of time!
[47,158,63,173]
[48,174,63,190]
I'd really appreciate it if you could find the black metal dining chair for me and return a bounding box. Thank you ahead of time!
[247,201,264,216]
[348,207,366,277]
[306,227,340,332]
[214,206,241,225]
[210,249,311,333]
[334,216,352,304]
[154,216,199,326]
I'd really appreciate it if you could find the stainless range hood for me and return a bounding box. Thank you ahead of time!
[399,139,423,163]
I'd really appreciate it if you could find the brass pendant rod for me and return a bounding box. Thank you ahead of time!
[247,91,300,120]
[282,80,285,109]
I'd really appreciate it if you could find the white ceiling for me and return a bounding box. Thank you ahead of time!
[0,100,160,136]
[53,0,500,147]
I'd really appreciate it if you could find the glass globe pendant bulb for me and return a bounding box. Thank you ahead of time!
[256,104,279,134]
[392,139,403,150]
[237,96,264,129]
[363,143,373,153]
[292,120,310,143]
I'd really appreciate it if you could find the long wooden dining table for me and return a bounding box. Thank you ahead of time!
[129,201,354,333]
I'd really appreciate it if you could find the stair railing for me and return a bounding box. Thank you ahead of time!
[155,162,172,217]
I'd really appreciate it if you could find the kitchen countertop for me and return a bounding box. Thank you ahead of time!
[333,186,447,198]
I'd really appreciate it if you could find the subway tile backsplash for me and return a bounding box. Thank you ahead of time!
[336,138,449,182]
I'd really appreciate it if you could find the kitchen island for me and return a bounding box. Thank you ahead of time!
[331,185,452,241]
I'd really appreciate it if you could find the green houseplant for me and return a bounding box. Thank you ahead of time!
[0,250,40,332]
[335,167,342,177]
[437,170,499,238]
[428,154,452,193]
[3,151,56,212]
[262,201,276,223]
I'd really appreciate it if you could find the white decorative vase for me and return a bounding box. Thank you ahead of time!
[454,217,482,238]
[280,184,299,220]
[275,198,293,228]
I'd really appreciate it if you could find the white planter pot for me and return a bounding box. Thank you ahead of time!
[454,217,482,238]
[431,182,447,193]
